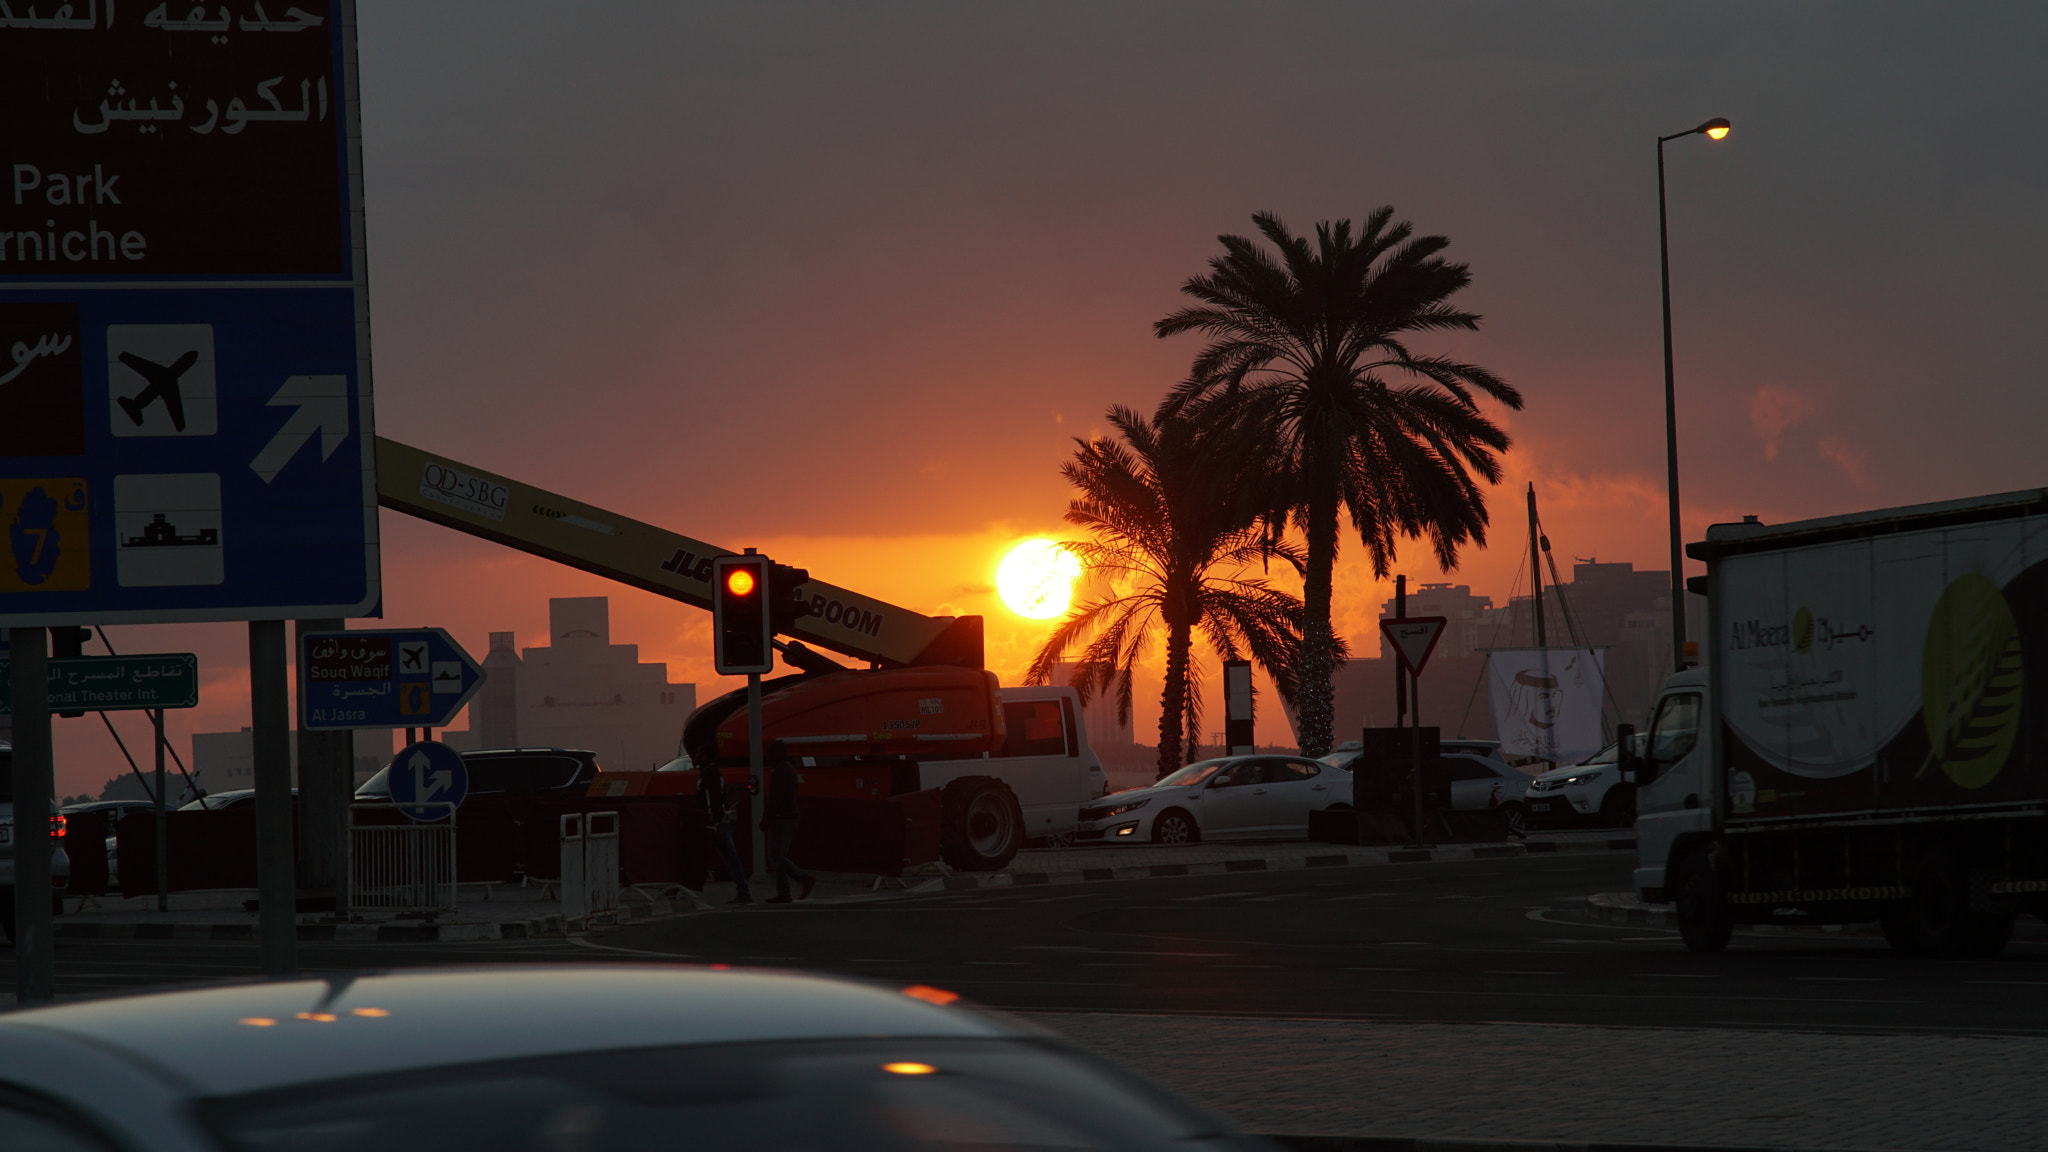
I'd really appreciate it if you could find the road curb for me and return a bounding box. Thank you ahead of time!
[55,914,571,942]
[917,838,1636,893]
[1269,1136,1867,1152]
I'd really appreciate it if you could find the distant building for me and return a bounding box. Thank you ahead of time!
[440,597,695,771]
[189,727,288,796]
[1044,659,1135,751]
[188,724,390,798]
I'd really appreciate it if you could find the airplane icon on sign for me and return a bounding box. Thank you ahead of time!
[116,350,198,432]
[399,642,427,671]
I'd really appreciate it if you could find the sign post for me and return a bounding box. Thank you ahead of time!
[297,628,485,731]
[1,3,377,991]
[1380,616,1447,847]
[1223,659,1254,755]
[387,740,468,822]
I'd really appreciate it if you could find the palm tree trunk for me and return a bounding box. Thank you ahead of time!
[1156,621,1193,779]
[1296,489,1339,756]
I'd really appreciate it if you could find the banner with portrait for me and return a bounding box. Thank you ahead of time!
[1486,648,1606,767]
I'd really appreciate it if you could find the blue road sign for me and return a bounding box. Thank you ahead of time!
[299,628,484,730]
[387,740,468,822]
[0,4,376,628]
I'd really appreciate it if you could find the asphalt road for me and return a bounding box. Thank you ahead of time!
[6,853,2046,1036]
[600,851,2048,1036]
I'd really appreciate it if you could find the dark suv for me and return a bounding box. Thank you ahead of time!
[354,747,603,801]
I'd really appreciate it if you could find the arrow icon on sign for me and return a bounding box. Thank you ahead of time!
[250,375,350,483]
[410,750,452,801]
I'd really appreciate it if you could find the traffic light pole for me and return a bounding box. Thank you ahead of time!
[747,672,766,883]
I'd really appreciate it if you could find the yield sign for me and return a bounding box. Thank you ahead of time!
[1380,616,1448,677]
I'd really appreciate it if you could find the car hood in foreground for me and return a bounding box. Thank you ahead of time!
[0,966,1011,1096]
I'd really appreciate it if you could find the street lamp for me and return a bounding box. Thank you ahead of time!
[1657,116,1730,673]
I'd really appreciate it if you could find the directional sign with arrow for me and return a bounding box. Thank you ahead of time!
[0,6,374,630]
[1380,615,1448,678]
[387,740,469,823]
[299,628,486,731]
[251,376,351,484]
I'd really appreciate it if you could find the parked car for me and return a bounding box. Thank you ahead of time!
[0,742,71,940]
[1525,739,1640,829]
[0,965,1267,1151]
[355,746,604,801]
[177,788,286,811]
[1075,754,1350,844]
[1440,752,1534,837]
[1320,738,1510,770]
[1319,745,1533,838]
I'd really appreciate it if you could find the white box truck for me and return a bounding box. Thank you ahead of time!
[1633,490,2048,956]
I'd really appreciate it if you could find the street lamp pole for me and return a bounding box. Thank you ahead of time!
[1656,116,1729,674]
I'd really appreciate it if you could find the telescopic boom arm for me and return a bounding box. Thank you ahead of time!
[374,437,983,669]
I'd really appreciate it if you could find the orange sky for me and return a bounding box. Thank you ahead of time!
[41,3,2048,796]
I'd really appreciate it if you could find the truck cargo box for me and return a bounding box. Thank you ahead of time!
[1694,489,2048,823]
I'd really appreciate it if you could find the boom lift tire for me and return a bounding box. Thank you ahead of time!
[1675,848,1733,953]
[1910,849,2012,958]
[940,777,1024,872]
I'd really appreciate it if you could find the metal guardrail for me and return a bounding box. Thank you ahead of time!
[560,810,621,927]
[348,802,457,914]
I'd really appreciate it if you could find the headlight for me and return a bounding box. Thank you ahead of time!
[1103,798,1151,818]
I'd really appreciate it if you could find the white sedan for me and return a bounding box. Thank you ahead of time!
[1073,755,1350,844]
[0,965,1257,1151]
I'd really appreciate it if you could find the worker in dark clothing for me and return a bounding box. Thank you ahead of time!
[760,739,816,903]
[696,755,751,905]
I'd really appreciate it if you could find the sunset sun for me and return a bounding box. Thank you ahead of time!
[997,539,1081,619]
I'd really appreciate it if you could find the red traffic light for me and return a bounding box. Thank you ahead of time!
[725,568,758,597]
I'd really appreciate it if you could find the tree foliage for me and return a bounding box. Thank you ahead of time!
[1026,403,1327,777]
[1155,210,1521,755]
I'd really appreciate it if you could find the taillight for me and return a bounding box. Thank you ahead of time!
[50,814,66,839]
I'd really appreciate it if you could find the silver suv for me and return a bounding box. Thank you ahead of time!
[0,741,74,940]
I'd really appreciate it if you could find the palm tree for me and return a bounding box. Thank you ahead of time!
[1026,403,1320,778]
[1156,210,1522,757]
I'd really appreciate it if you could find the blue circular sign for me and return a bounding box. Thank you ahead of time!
[388,740,468,822]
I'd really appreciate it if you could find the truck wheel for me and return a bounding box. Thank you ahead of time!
[939,777,1023,872]
[1910,850,2010,958]
[1879,908,1918,954]
[1152,810,1199,844]
[1675,850,1733,953]
[1599,785,1636,827]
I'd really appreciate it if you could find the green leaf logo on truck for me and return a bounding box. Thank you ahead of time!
[1920,573,2023,789]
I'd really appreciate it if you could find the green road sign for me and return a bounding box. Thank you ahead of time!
[0,654,199,714]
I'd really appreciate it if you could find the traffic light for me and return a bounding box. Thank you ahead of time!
[768,563,812,636]
[50,626,91,658]
[713,553,773,675]
[51,626,92,717]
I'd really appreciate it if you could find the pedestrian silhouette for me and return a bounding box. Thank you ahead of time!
[116,350,197,431]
